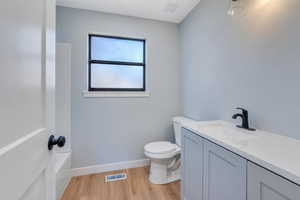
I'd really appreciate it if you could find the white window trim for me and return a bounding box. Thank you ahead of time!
[82,91,151,98]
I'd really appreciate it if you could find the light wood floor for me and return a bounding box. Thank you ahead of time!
[61,167,181,200]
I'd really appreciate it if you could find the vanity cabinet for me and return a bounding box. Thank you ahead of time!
[182,128,204,200]
[203,140,247,200]
[182,128,247,200]
[247,162,300,200]
[182,128,300,200]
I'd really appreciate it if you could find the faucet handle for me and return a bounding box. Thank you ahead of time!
[236,107,248,115]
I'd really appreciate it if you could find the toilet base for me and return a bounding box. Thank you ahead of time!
[148,158,181,184]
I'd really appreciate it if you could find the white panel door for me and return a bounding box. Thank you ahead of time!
[0,0,57,199]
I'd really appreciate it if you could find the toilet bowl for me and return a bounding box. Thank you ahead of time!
[144,117,194,184]
[144,141,181,184]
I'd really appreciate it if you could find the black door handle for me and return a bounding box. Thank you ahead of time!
[48,135,66,150]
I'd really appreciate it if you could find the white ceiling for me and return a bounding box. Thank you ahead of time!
[56,0,201,23]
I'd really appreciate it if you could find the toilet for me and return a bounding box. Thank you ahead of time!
[144,117,193,184]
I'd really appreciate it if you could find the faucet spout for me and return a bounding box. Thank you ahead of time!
[232,113,244,120]
[232,107,255,131]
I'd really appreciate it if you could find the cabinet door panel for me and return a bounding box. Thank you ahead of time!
[182,128,204,200]
[204,140,247,200]
[248,162,300,200]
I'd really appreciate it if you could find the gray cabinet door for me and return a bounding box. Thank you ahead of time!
[182,128,204,200]
[203,140,247,200]
[247,162,300,200]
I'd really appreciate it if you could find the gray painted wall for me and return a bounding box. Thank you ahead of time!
[180,0,300,139]
[56,6,181,168]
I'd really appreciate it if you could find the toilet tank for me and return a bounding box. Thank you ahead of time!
[173,117,195,146]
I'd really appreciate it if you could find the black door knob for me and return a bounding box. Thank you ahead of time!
[48,135,66,150]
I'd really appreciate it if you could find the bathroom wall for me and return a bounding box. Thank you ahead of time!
[56,6,181,168]
[180,0,300,139]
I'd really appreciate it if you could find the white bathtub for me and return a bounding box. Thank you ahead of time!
[54,152,71,200]
[55,43,72,199]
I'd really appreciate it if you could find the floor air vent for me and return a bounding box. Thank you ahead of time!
[105,173,127,182]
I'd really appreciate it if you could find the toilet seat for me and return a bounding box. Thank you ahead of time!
[144,141,181,159]
[145,141,176,154]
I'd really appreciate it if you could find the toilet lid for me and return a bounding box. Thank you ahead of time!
[144,141,177,154]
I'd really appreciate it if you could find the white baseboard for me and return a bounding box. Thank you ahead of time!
[71,159,150,177]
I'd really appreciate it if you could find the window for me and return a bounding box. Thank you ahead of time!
[88,34,146,91]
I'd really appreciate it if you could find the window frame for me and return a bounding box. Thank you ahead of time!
[88,34,146,92]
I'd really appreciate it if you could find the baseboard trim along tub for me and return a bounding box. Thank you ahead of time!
[71,159,150,177]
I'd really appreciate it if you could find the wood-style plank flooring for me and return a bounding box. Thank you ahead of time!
[61,167,181,200]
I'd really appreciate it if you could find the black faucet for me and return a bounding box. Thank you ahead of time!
[232,107,255,131]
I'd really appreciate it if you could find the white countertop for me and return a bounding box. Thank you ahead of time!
[183,120,300,185]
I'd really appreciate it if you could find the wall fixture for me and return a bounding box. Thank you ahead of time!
[228,0,238,16]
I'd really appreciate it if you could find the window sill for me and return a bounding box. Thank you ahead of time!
[82,91,151,98]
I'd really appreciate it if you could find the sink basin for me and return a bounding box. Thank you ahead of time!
[190,121,257,147]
